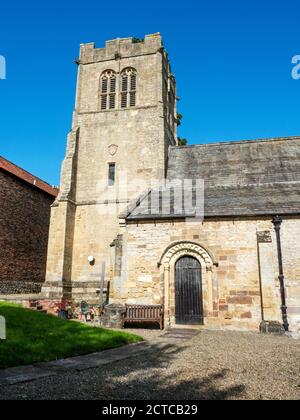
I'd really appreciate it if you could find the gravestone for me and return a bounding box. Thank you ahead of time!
[100,304,126,329]
[260,321,285,336]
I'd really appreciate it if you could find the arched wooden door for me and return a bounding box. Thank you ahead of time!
[175,256,203,325]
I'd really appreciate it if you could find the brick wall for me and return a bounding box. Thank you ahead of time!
[0,169,55,294]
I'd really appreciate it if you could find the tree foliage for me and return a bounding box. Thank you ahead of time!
[178,137,188,146]
[176,113,183,126]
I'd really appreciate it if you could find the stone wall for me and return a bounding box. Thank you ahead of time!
[110,217,300,333]
[280,218,300,335]
[0,170,55,294]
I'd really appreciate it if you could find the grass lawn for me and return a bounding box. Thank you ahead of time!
[0,303,143,369]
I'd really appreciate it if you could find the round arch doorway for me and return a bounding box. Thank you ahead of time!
[175,256,204,325]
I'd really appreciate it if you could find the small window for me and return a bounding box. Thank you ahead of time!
[122,74,128,92]
[130,92,136,107]
[121,92,127,108]
[101,95,107,111]
[109,94,115,110]
[108,163,116,186]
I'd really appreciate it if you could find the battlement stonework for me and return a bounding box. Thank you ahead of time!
[79,34,163,64]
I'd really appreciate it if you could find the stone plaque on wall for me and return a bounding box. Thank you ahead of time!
[257,231,272,243]
[138,275,153,283]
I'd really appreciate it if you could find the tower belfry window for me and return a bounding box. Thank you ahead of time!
[100,70,116,111]
[120,68,137,109]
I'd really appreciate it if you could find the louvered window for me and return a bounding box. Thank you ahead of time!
[100,70,116,111]
[120,68,137,108]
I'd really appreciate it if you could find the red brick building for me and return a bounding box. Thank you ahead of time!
[0,157,58,294]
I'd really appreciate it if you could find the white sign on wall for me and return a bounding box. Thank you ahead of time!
[138,275,153,283]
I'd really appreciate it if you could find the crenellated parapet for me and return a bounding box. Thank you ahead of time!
[79,33,163,64]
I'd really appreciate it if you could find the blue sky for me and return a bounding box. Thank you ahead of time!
[0,0,299,185]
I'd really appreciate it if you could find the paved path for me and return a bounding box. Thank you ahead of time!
[0,329,198,386]
[0,329,299,400]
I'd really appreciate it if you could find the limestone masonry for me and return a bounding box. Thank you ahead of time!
[42,34,300,335]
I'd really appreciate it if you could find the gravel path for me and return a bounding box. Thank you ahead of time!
[0,330,299,400]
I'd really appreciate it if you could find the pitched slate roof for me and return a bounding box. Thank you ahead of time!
[126,136,300,220]
[0,156,59,197]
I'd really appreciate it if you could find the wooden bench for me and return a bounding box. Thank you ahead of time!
[122,305,164,330]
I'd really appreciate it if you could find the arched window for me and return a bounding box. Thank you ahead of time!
[100,70,116,111]
[120,68,137,109]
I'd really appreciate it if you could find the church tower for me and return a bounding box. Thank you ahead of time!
[43,34,177,302]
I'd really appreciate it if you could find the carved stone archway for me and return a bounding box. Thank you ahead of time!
[159,241,218,327]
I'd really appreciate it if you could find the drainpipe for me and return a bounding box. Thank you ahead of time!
[272,216,289,332]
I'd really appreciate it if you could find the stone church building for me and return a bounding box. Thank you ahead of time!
[42,34,300,335]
